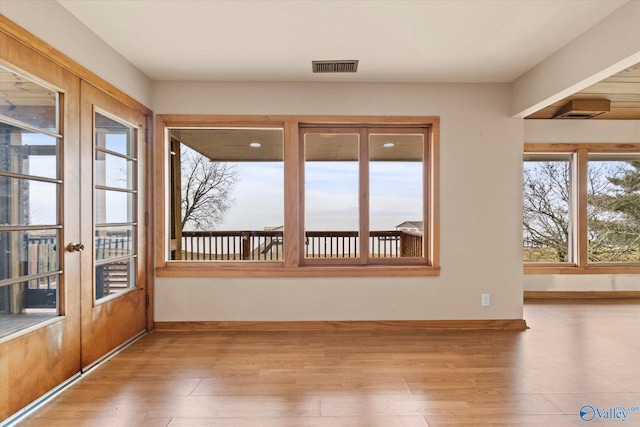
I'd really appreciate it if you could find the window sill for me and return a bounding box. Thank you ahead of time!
[156,262,441,278]
[524,264,640,275]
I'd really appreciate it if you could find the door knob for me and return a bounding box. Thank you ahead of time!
[66,242,85,252]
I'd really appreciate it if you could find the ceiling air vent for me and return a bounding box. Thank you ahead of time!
[552,99,610,119]
[312,60,359,73]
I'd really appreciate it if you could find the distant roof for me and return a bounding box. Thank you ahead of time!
[395,221,423,229]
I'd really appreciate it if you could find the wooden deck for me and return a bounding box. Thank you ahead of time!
[16,300,640,427]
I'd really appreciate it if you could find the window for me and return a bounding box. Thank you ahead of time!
[523,144,640,273]
[0,65,61,336]
[302,127,427,264]
[169,127,285,262]
[523,153,573,263]
[587,154,640,263]
[157,116,439,276]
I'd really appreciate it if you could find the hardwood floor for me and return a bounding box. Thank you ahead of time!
[17,300,640,426]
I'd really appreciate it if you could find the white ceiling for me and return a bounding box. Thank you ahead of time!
[58,0,627,83]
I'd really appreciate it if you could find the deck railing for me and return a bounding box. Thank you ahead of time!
[181,230,283,261]
[23,234,58,308]
[178,230,423,260]
[95,231,132,260]
[21,232,132,306]
[305,231,358,258]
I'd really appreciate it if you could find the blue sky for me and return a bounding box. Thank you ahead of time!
[218,160,423,231]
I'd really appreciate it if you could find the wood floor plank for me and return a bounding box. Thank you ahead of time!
[14,300,640,427]
[319,395,469,416]
[18,418,171,427]
[423,413,589,426]
[166,415,429,427]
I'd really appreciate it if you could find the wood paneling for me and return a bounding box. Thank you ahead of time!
[16,300,640,427]
[526,62,640,119]
[171,128,284,161]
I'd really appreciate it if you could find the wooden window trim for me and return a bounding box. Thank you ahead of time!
[524,142,640,275]
[155,115,441,278]
[299,126,430,266]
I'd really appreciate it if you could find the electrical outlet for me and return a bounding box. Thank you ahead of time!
[481,293,490,307]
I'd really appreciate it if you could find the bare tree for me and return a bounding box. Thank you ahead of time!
[523,161,571,261]
[524,159,640,262]
[181,146,238,231]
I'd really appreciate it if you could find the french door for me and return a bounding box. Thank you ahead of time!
[0,34,83,419]
[79,82,148,369]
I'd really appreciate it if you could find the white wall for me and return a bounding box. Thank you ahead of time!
[0,0,152,107]
[153,81,525,321]
[6,1,635,315]
[1,4,524,322]
[524,120,640,292]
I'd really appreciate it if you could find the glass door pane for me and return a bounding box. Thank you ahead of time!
[0,67,61,337]
[0,64,59,132]
[94,111,137,301]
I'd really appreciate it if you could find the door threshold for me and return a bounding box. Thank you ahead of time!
[82,330,147,373]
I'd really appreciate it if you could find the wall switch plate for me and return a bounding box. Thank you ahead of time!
[481,293,490,307]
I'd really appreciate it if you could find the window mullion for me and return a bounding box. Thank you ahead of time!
[575,148,589,267]
[285,120,300,269]
[360,129,370,265]
[423,128,431,263]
